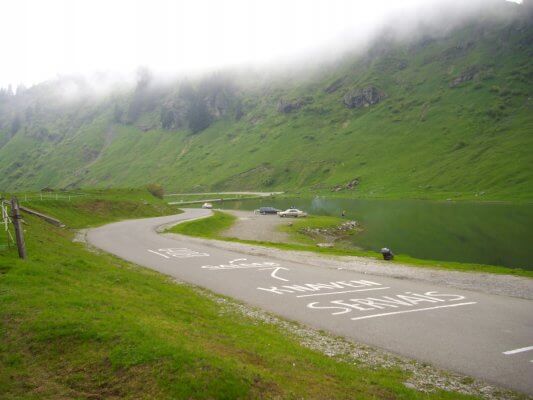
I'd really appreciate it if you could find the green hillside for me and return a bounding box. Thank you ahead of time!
[0,1,532,201]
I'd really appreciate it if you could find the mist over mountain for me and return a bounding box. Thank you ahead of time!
[0,0,531,200]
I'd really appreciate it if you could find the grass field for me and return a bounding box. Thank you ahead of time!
[0,195,491,399]
[169,211,533,278]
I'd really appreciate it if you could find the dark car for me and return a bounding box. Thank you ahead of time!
[256,206,280,215]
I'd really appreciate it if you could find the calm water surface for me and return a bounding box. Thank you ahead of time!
[216,197,533,270]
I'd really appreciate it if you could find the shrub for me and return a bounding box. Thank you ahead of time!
[146,183,164,199]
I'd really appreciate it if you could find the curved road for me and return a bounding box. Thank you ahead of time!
[87,209,533,395]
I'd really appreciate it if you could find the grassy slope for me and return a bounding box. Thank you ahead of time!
[0,198,482,399]
[15,189,181,228]
[169,211,533,278]
[0,8,532,201]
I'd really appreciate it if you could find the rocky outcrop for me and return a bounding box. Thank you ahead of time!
[331,178,360,192]
[441,41,475,61]
[277,99,302,113]
[205,91,230,117]
[449,66,479,87]
[160,98,188,130]
[277,96,313,113]
[343,86,385,109]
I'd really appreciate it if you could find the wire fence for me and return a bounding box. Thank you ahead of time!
[15,192,89,203]
[0,200,14,251]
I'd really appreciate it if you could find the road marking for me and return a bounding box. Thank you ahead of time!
[202,259,280,270]
[257,280,383,295]
[148,249,170,259]
[350,302,477,321]
[148,248,210,258]
[503,346,533,355]
[259,266,290,282]
[297,286,390,298]
[230,258,247,264]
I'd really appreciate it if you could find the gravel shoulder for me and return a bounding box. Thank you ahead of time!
[164,209,533,300]
[222,210,294,243]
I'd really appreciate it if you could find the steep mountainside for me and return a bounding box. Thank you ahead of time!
[0,1,532,200]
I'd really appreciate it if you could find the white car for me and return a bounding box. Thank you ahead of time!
[278,208,307,218]
[202,202,213,209]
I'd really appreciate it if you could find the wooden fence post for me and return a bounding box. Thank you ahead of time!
[11,197,27,259]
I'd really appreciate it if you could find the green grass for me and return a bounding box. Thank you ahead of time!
[169,210,236,238]
[0,196,485,399]
[171,211,533,278]
[0,6,532,201]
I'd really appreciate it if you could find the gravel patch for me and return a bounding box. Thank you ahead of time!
[222,210,293,243]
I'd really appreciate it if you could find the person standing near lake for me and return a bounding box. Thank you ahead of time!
[342,210,346,217]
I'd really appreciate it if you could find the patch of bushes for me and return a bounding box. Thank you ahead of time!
[146,183,164,199]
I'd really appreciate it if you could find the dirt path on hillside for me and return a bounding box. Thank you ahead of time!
[222,210,294,243]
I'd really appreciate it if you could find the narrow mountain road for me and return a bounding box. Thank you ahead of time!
[87,209,533,395]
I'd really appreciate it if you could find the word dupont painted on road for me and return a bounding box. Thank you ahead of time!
[202,259,291,282]
[257,280,386,296]
[201,258,280,270]
[148,248,210,259]
[307,291,477,321]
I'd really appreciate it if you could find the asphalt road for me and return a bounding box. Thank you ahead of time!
[87,209,533,395]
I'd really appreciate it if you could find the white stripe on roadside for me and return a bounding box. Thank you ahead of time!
[296,286,390,298]
[502,346,533,355]
[350,302,477,321]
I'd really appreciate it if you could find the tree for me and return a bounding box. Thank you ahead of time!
[113,104,123,123]
[160,107,175,129]
[127,67,152,123]
[187,98,212,134]
[10,114,21,134]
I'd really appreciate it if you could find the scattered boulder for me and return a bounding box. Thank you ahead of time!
[331,178,360,192]
[324,78,344,94]
[449,66,479,87]
[343,86,386,109]
[397,60,408,70]
[301,220,361,244]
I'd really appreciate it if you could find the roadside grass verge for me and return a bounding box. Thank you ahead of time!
[0,202,481,398]
[169,210,236,238]
[170,211,533,278]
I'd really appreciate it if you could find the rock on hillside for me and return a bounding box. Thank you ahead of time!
[343,86,386,108]
[277,97,313,113]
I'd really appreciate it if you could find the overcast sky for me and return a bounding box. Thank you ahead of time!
[0,0,521,89]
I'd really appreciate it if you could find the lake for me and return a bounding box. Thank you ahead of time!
[215,197,533,270]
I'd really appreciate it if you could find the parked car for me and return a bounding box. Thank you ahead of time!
[202,202,213,209]
[278,208,307,218]
[256,206,280,215]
